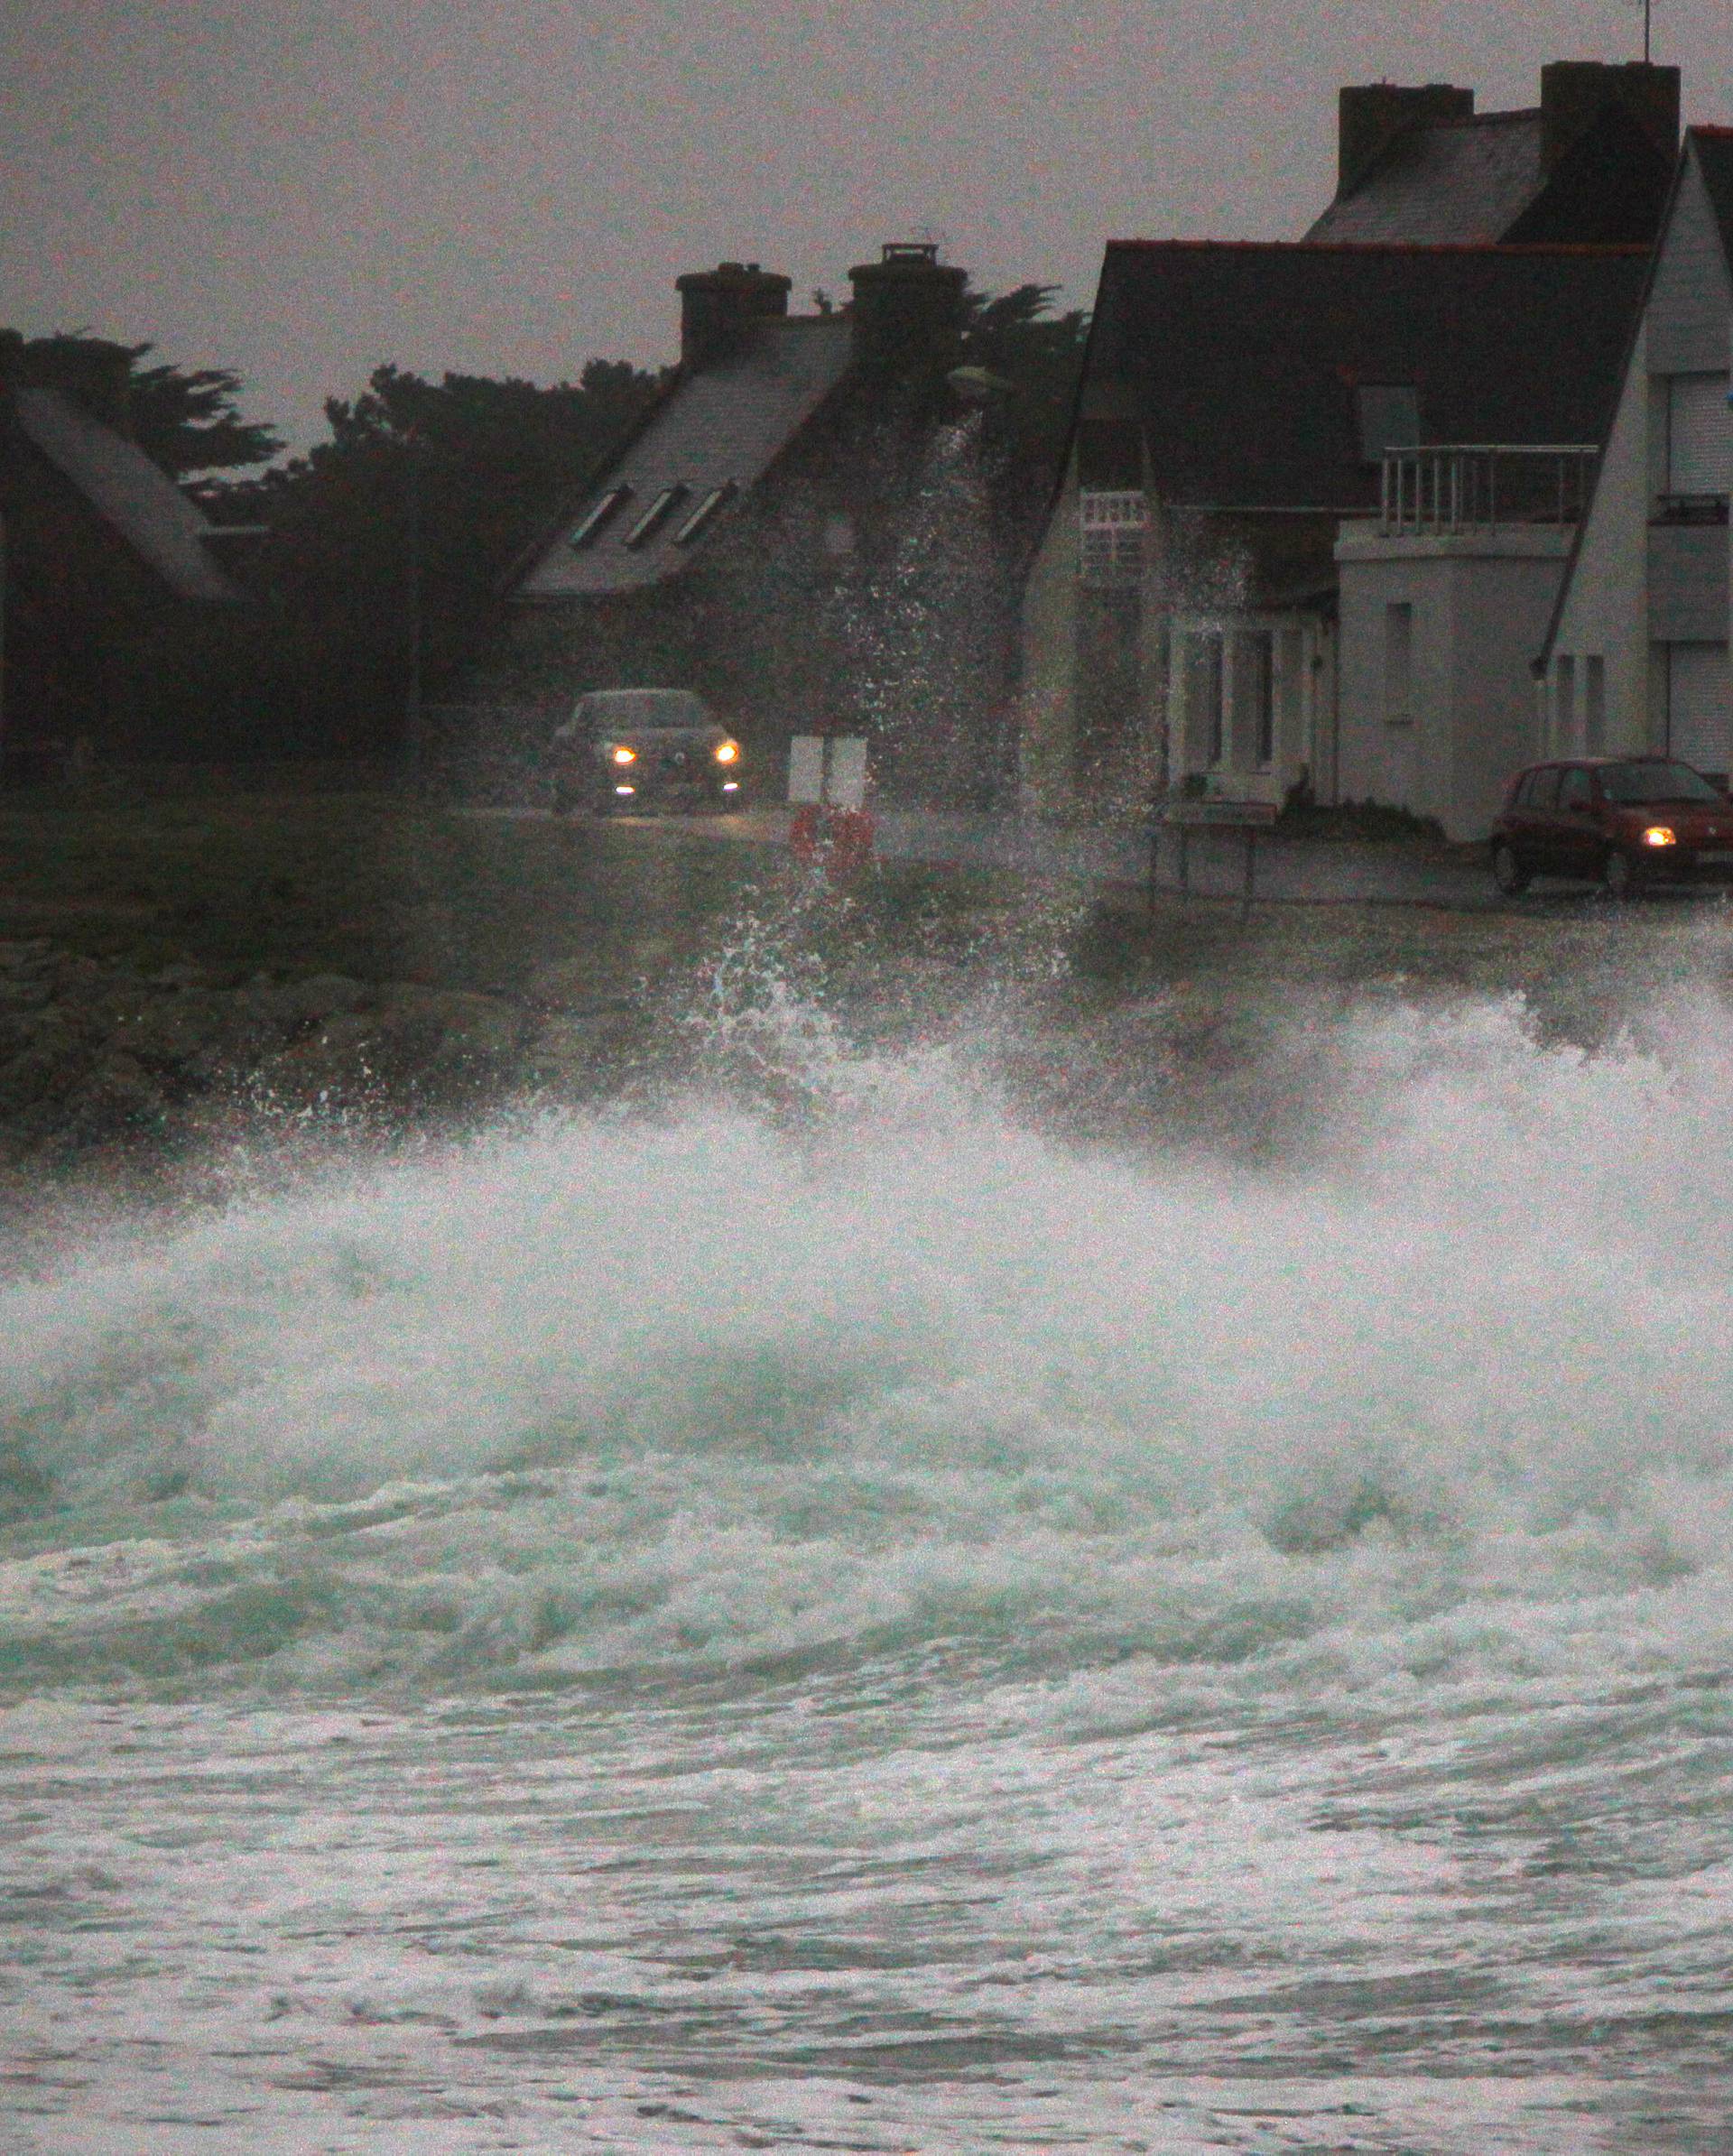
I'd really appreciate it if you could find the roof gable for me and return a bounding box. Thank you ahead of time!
[9,387,238,601]
[1089,241,1648,513]
[517,318,853,599]
[1539,129,1733,668]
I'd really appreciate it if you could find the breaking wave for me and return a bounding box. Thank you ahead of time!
[5,985,1733,1706]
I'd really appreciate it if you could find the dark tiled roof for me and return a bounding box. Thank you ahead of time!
[518,318,853,599]
[10,388,238,601]
[1307,112,1544,245]
[1089,241,1649,514]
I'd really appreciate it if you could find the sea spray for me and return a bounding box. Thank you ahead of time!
[4,982,1733,1707]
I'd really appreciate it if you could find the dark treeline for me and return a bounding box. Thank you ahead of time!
[220,360,668,754]
[5,283,1086,760]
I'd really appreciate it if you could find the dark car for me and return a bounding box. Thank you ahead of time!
[548,689,743,816]
[1490,756,1733,898]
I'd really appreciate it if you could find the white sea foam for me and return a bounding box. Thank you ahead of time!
[5,986,1733,1703]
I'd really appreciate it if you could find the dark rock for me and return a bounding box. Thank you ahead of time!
[0,1020,95,1112]
[275,974,375,1029]
[54,1050,166,1149]
[114,993,229,1073]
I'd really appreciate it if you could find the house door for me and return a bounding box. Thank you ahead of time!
[1668,643,1731,778]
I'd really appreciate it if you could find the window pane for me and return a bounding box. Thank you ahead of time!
[1358,384,1420,463]
[1584,656,1606,754]
[1249,631,1275,767]
[1383,603,1413,726]
[1554,655,1576,751]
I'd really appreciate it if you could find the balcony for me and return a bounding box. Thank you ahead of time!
[1379,445,1598,536]
[1079,489,1148,587]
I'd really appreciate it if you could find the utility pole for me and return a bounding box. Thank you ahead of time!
[403,432,423,797]
[0,512,7,786]
[1645,0,1653,64]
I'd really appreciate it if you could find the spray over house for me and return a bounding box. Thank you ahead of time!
[480,245,1017,807]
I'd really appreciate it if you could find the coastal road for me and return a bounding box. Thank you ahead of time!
[469,800,1507,908]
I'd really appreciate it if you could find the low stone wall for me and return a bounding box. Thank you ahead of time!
[0,939,648,1183]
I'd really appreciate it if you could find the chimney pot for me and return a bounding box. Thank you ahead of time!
[674,261,792,368]
[848,241,968,378]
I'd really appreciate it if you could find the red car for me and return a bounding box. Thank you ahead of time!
[1490,757,1733,899]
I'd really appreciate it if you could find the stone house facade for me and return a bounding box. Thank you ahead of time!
[478,246,1016,808]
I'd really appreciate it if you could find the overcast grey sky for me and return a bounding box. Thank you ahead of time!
[3,0,1724,451]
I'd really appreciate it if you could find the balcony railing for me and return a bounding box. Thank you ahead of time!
[1379,445,1598,535]
[1079,489,1148,586]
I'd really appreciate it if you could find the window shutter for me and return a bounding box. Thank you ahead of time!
[1667,375,1731,496]
[1668,643,1731,773]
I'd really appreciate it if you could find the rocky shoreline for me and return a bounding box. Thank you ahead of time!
[0,939,651,1189]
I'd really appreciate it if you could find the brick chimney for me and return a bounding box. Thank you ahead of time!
[1540,60,1680,172]
[674,262,792,368]
[1338,82,1475,197]
[847,242,968,378]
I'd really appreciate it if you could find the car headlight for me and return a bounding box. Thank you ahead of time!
[1641,826,1676,847]
[715,741,739,764]
[611,745,636,765]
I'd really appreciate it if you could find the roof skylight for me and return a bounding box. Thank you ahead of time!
[623,486,690,548]
[672,482,737,545]
[568,486,631,550]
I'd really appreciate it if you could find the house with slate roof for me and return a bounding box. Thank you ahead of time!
[483,245,1013,805]
[1537,128,1733,779]
[1018,240,1648,819]
[1308,61,1679,247]
[1016,58,1680,827]
[1,381,245,775]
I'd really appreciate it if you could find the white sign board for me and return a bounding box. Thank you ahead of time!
[787,735,869,810]
[826,737,869,811]
[787,736,827,806]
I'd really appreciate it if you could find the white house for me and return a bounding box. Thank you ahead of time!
[1334,447,1598,838]
[1016,243,1645,819]
[1540,128,1733,779]
[1016,61,1674,823]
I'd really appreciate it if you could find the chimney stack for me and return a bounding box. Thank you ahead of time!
[674,261,792,369]
[1337,81,1474,197]
[1540,60,1680,172]
[848,242,968,379]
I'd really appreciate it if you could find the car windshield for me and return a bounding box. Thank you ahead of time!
[1598,760,1724,804]
[580,689,710,733]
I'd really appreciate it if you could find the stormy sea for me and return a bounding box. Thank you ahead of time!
[5,959,1733,2155]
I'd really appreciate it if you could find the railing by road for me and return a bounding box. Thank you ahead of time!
[1380,445,1598,535]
